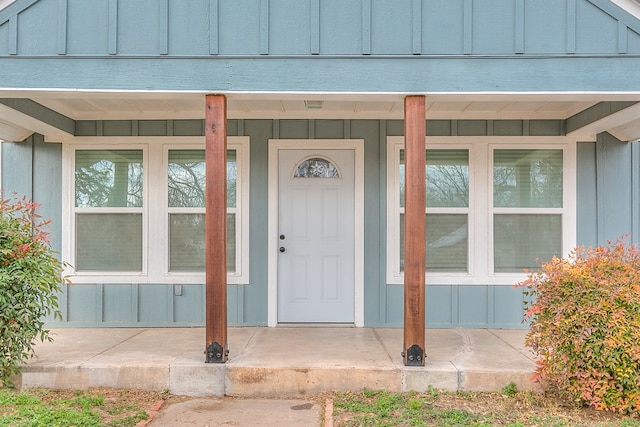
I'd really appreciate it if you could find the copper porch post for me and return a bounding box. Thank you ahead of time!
[403,95,426,366]
[204,94,228,363]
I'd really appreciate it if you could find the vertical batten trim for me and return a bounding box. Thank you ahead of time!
[236,284,245,323]
[450,286,458,325]
[515,0,524,54]
[96,121,104,137]
[132,285,139,322]
[209,0,219,55]
[108,0,118,55]
[567,0,577,54]
[378,120,387,323]
[362,0,372,55]
[168,286,175,323]
[308,119,315,139]
[463,0,473,54]
[632,143,639,244]
[596,134,605,244]
[97,284,104,323]
[8,15,17,55]
[310,0,320,54]
[412,0,422,54]
[260,0,269,55]
[57,0,68,55]
[618,21,628,54]
[487,120,494,136]
[167,120,174,136]
[487,286,495,325]
[158,0,169,55]
[237,119,244,136]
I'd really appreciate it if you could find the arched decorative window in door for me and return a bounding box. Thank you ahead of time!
[293,157,340,178]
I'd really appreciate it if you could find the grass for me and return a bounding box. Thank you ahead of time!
[0,388,153,427]
[5,386,640,426]
[331,388,640,427]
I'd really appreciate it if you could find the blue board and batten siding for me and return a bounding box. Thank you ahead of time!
[4,120,639,328]
[2,0,640,93]
[2,0,640,328]
[2,0,640,57]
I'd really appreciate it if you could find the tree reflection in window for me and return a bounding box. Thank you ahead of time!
[167,150,236,208]
[294,158,339,178]
[75,150,143,208]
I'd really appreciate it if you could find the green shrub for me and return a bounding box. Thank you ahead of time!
[519,241,640,413]
[0,195,65,386]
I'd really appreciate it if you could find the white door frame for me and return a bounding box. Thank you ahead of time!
[268,139,365,327]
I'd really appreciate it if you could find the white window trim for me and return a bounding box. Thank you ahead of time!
[62,136,250,284]
[386,136,577,286]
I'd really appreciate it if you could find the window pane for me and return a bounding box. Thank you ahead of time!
[227,151,237,208]
[169,213,236,273]
[294,158,340,178]
[494,214,561,272]
[400,213,468,272]
[75,150,143,208]
[167,150,237,208]
[76,213,142,271]
[400,149,469,208]
[168,150,205,208]
[493,149,563,208]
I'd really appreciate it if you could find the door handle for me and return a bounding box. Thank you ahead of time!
[279,247,286,253]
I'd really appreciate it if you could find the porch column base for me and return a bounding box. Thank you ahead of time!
[205,342,229,364]
[402,344,426,366]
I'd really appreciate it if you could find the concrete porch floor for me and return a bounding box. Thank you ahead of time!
[18,327,538,397]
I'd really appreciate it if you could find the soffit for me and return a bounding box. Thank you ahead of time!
[21,92,605,121]
[4,91,640,141]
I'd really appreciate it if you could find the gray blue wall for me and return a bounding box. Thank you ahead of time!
[3,119,633,328]
[2,0,640,93]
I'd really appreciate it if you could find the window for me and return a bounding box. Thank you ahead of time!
[492,149,563,273]
[399,149,470,273]
[167,149,238,274]
[63,137,249,284]
[74,149,145,272]
[387,136,576,285]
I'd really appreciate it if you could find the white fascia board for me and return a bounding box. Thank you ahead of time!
[0,102,73,142]
[0,118,32,141]
[566,102,640,141]
[610,0,640,18]
[0,0,16,11]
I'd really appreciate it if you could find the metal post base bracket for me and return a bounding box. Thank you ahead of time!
[205,342,228,363]
[402,344,426,366]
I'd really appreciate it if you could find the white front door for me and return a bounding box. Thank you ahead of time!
[277,149,355,323]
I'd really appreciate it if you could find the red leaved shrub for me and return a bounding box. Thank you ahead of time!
[519,240,640,413]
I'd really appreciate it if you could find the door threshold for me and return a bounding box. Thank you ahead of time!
[276,322,355,328]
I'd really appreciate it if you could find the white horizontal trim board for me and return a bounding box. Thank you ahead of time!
[386,136,577,286]
[61,136,250,284]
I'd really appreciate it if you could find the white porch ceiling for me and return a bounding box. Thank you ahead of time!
[26,92,601,121]
[3,90,640,141]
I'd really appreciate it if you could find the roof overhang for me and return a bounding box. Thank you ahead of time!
[1,90,640,142]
